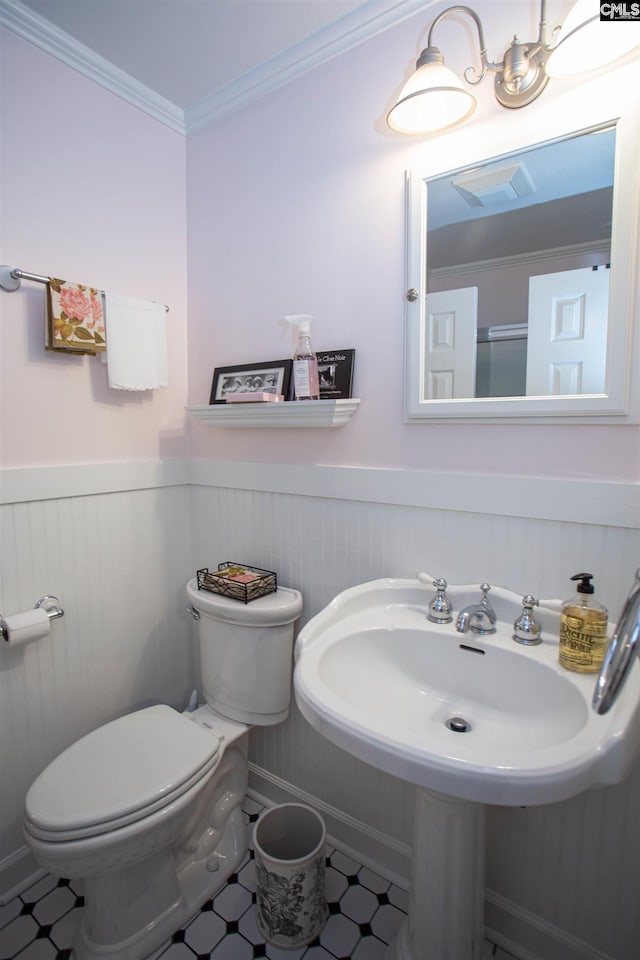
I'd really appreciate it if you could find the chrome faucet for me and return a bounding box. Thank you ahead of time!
[592,568,640,714]
[455,583,497,636]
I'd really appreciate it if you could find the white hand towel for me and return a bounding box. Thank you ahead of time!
[104,293,168,390]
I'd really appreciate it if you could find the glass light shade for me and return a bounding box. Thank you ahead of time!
[546,0,640,77]
[387,61,477,134]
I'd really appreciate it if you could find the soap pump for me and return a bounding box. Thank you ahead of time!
[559,572,608,674]
[285,315,319,400]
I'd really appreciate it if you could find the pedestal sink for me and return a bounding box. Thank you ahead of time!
[293,576,640,960]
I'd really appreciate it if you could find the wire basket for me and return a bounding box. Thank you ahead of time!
[196,563,277,603]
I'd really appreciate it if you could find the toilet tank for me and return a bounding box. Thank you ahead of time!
[186,578,303,726]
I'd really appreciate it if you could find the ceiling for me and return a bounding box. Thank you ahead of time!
[5,0,424,132]
[18,0,366,108]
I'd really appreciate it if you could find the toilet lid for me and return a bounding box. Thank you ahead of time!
[25,705,220,835]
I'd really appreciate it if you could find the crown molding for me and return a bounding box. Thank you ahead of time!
[184,0,429,135]
[0,0,428,136]
[0,0,185,133]
[430,239,611,279]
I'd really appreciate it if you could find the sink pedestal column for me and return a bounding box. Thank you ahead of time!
[386,788,485,960]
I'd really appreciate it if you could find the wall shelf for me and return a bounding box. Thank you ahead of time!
[186,398,360,428]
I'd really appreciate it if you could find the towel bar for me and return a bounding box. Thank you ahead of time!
[0,265,169,311]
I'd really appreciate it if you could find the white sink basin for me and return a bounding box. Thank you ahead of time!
[294,577,640,805]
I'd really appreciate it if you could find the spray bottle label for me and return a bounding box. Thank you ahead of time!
[293,359,319,399]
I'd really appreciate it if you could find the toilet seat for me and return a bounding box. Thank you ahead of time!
[24,705,220,842]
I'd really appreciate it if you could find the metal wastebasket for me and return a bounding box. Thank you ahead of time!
[253,803,328,949]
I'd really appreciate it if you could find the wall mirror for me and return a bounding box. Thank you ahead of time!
[404,106,639,423]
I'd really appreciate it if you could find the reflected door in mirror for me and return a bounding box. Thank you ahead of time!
[527,266,609,395]
[424,288,478,398]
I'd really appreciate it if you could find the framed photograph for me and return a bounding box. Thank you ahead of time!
[209,359,293,404]
[316,349,355,399]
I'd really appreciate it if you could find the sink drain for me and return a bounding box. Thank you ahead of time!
[446,716,472,733]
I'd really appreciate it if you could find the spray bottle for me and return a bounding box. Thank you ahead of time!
[285,315,319,400]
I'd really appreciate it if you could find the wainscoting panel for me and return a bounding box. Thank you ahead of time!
[189,476,640,960]
[2,460,638,960]
[0,481,193,898]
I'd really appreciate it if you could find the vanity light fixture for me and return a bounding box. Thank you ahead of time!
[387,0,640,135]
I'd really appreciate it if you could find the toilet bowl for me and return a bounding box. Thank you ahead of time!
[23,580,302,960]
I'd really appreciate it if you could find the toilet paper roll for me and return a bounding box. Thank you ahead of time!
[2,608,50,647]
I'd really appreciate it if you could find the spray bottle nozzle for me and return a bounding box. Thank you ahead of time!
[282,314,314,344]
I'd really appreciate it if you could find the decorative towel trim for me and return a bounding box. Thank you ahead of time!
[46,279,106,354]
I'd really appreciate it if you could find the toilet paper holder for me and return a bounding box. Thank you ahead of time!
[0,595,64,642]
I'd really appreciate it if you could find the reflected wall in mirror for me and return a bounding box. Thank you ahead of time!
[404,104,639,423]
[426,126,614,401]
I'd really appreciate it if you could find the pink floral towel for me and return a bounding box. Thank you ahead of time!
[46,278,106,354]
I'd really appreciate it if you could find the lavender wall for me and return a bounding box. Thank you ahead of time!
[2,5,637,480]
[0,29,188,468]
[0,26,192,897]
[185,1,639,482]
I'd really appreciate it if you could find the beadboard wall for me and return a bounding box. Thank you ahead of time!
[0,468,194,898]
[188,461,640,960]
[1,459,639,960]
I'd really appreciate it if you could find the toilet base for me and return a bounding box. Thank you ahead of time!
[73,804,246,960]
[71,745,248,960]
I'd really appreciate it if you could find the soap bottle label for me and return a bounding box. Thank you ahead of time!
[559,606,608,673]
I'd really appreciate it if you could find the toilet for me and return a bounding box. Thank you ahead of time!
[23,578,302,960]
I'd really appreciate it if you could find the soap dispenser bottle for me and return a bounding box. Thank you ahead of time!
[287,315,319,401]
[559,573,608,673]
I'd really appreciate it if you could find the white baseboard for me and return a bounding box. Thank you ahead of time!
[0,845,44,905]
[248,762,411,890]
[485,890,613,960]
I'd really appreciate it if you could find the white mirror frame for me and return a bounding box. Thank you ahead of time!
[404,98,640,424]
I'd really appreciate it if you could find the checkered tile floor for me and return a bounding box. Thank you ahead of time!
[0,797,518,960]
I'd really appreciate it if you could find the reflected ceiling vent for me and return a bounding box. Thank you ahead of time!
[452,162,535,207]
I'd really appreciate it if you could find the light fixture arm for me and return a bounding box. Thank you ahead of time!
[535,0,550,50]
[421,0,553,109]
[519,0,555,61]
[425,5,499,86]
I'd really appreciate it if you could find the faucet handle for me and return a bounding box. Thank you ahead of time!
[480,583,497,613]
[479,583,496,612]
[513,594,542,646]
[428,578,453,624]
